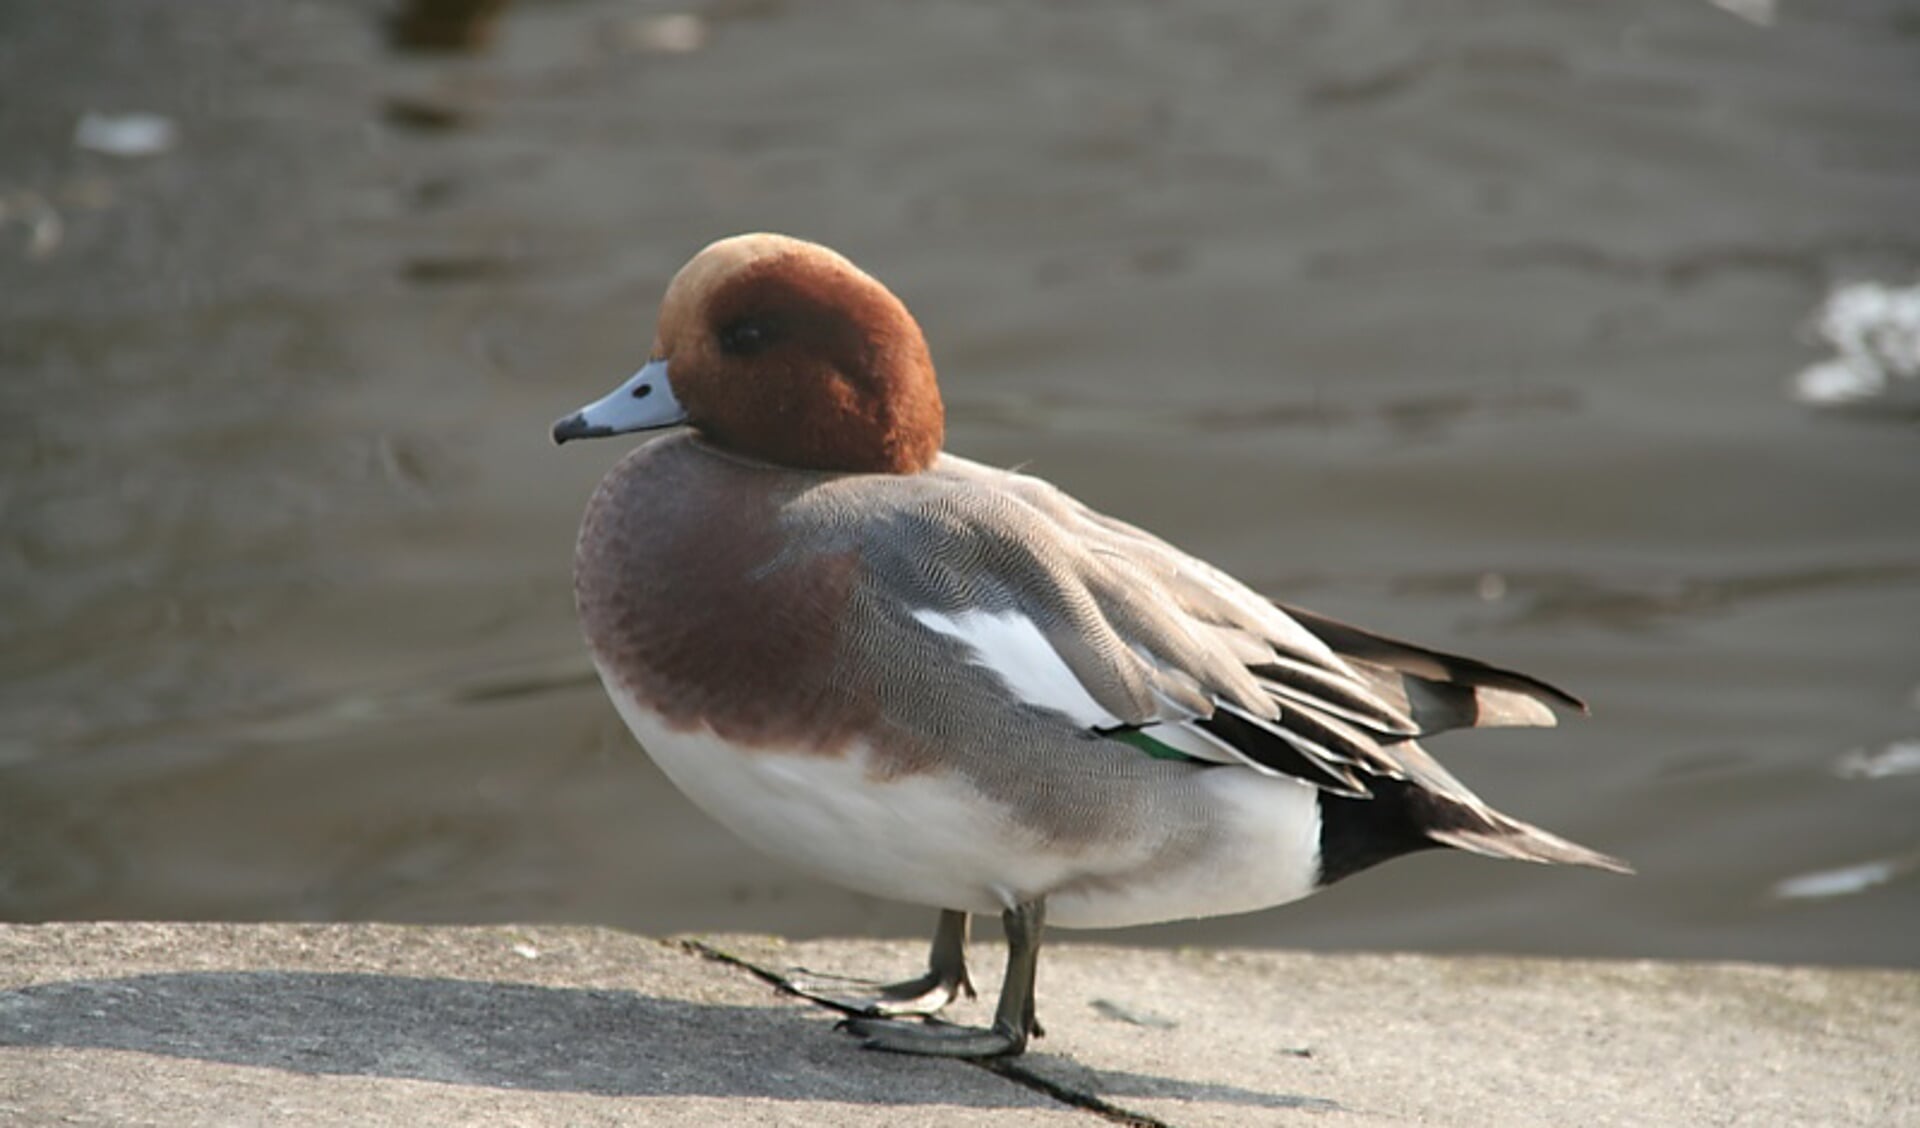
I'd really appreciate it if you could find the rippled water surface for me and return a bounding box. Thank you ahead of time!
[3,0,1917,967]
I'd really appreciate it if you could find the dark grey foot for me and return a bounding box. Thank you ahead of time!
[840,1015,1027,1059]
[778,908,974,1019]
[780,966,974,1018]
[843,899,1048,1060]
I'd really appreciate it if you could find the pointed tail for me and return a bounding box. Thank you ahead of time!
[1428,810,1634,875]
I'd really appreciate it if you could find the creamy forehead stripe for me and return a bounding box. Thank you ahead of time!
[910,608,1121,729]
[661,233,872,340]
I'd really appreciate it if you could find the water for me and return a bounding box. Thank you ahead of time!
[3,0,1917,967]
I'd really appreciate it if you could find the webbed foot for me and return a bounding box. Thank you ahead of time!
[840,1015,1027,1059]
[780,964,975,1018]
[840,899,1047,1060]
[778,908,974,1018]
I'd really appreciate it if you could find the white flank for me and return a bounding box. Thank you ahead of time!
[1047,770,1323,928]
[596,663,1078,915]
[910,607,1121,728]
[596,656,1332,930]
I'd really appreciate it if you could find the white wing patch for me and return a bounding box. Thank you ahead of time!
[911,608,1122,729]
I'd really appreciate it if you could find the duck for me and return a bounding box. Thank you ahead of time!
[552,233,1630,1059]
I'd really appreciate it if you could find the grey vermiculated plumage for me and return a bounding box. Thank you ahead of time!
[575,434,1629,902]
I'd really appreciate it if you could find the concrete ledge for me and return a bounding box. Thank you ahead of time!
[1,924,1913,1126]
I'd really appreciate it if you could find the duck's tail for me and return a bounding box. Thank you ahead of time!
[1428,806,1634,875]
[1316,777,1633,884]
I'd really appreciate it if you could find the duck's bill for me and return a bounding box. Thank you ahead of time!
[552,358,689,444]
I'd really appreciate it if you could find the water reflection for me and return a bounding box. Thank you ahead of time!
[1392,563,1920,634]
[22,653,597,758]
[1770,855,1911,902]
[387,0,512,53]
[949,384,1580,440]
[1792,279,1920,412]
[1834,740,1920,782]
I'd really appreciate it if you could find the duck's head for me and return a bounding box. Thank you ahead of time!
[553,233,944,475]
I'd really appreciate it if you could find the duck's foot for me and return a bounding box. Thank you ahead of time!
[780,966,974,1018]
[843,898,1048,1060]
[840,1015,1028,1059]
[778,908,974,1019]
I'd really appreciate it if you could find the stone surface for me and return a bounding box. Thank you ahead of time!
[2,924,1915,1126]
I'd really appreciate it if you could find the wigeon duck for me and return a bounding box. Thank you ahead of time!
[553,233,1629,1059]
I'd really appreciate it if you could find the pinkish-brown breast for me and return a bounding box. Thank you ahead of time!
[573,435,875,753]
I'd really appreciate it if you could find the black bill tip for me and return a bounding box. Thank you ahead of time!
[551,412,610,446]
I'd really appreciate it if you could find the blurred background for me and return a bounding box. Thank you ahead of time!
[2,0,1916,968]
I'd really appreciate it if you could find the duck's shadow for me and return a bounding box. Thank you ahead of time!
[0,971,1332,1112]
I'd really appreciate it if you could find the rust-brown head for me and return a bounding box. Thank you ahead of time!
[552,233,944,475]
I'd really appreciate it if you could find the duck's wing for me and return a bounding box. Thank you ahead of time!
[1273,602,1586,732]
[857,459,1581,808]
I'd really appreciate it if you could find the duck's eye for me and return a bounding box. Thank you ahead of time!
[716,317,778,356]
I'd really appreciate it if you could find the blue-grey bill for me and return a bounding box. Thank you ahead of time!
[552,358,688,444]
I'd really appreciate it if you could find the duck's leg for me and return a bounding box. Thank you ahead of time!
[781,909,975,1018]
[843,899,1045,1059]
